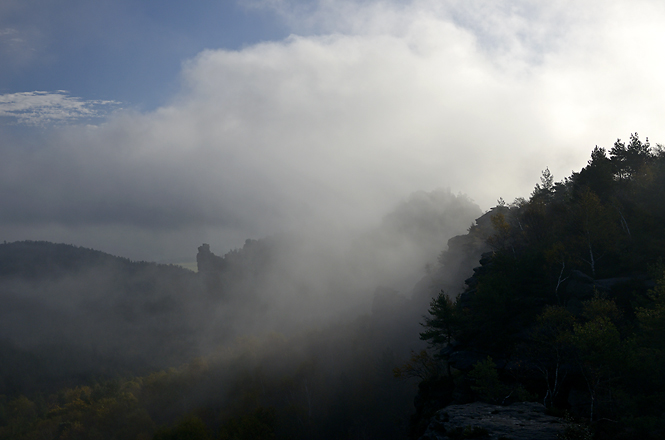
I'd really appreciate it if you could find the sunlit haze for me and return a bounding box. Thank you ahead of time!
[2,0,664,262]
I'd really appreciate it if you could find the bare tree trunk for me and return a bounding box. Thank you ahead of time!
[555,261,569,304]
[580,234,596,278]
[612,203,631,238]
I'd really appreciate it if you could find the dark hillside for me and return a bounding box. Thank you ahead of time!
[414,134,665,440]
[0,241,135,279]
[0,241,204,395]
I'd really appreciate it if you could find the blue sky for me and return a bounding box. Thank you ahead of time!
[0,0,288,109]
[1,0,665,262]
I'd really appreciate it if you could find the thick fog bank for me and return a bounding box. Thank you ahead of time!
[6,0,665,261]
[0,188,482,393]
[184,188,483,346]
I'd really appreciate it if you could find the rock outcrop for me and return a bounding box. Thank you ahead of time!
[419,402,564,440]
[196,243,226,274]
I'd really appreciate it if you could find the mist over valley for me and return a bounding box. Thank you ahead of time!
[0,188,481,379]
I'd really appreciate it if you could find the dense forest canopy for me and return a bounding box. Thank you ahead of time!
[417,134,665,439]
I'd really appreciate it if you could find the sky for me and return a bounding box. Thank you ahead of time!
[1,0,665,263]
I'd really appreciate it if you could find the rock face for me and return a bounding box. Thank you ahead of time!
[196,243,226,274]
[419,402,564,440]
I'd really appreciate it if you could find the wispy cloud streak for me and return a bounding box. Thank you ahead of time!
[0,91,120,125]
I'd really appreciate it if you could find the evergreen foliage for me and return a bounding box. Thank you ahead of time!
[420,291,461,347]
[419,134,665,439]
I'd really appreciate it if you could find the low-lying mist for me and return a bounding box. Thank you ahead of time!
[201,188,481,337]
[0,178,503,440]
[0,188,482,391]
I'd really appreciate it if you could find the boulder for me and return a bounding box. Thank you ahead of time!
[593,277,632,292]
[565,270,595,300]
[419,402,564,440]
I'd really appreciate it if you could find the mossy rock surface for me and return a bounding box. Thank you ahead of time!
[419,402,564,440]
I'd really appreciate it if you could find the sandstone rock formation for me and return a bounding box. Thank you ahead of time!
[419,402,564,440]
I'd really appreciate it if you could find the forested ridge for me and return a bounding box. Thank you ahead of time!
[0,240,208,396]
[413,134,665,439]
[2,134,665,439]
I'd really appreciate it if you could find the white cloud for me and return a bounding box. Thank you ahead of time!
[0,91,120,125]
[2,0,665,260]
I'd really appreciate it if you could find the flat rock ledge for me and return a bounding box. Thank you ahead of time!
[419,402,564,440]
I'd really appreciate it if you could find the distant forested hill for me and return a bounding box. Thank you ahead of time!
[0,241,151,279]
[0,241,205,395]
